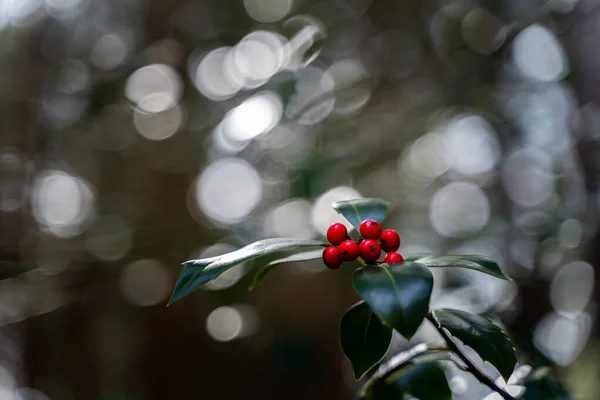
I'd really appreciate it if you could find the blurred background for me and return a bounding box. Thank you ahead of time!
[0,0,599,398]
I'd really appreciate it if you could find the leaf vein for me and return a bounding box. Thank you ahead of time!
[358,309,373,374]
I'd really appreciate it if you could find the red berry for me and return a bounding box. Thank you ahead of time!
[380,229,400,252]
[339,240,360,261]
[359,219,382,240]
[383,252,404,264]
[322,246,343,269]
[327,223,348,245]
[359,239,381,263]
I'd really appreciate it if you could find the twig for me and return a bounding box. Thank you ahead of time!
[426,314,516,400]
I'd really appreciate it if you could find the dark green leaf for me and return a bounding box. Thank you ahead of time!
[357,344,429,399]
[523,371,574,400]
[372,362,451,400]
[352,262,433,339]
[402,253,434,262]
[332,198,389,231]
[340,301,393,380]
[169,239,327,304]
[403,254,510,280]
[249,249,324,291]
[432,309,517,380]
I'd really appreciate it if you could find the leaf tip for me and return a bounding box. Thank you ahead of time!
[494,271,512,281]
[167,289,186,306]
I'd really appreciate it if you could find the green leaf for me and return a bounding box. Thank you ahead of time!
[432,309,517,380]
[340,301,393,380]
[357,344,429,399]
[373,362,451,400]
[169,238,327,304]
[249,249,324,291]
[332,198,389,231]
[403,254,511,280]
[523,372,575,400]
[352,262,433,339]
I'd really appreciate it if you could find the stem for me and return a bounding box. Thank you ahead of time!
[426,314,516,400]
[427,345,450,352]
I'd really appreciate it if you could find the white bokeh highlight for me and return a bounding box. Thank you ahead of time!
[311,186,361,236]
[533,312,591,366]
[194,158,262,225]
[263,198,314,239]
[125,64,182,113]
[430,182,489,237]
[502,148,555,207]
[513,24,568,82]
[443,115,500,176]
[222,91,282,142]
[243,0,293,23]
[550,261,594,317]
[31,170,95,238]
[206,304,260,342]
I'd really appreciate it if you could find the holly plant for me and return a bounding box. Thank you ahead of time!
[168,198,573,400]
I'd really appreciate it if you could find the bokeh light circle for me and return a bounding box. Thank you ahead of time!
[222,91,283,142]
[133,101,183,141]
[120,259,172,307]
[430,182,489,237]
[327,58,371,116]
[31,170,95,238]
[263,198,314,239]
[285,65,335,125]
[502,148,555,207]
[513,24,568,82]
[231,31,288,84]
[194,158,262,225]
[243,0,292,23]
[194,47,242,100]
[443,115,500,176]
[125,64,182,113]
[206,304,260,342]
[550,261,594,317]
[311,186,361,236]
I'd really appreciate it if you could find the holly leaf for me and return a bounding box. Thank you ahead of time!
[352,262,433,339]
[249,249,324,291]
[357,344,452,400]
[523,371,575,400]
[372,362,451,400]
[403,254,510,280]
[332,198,389,231]
[431,309,517,380]
[169,239,327,305]
[356,344,429,399]
[340,301,393,380]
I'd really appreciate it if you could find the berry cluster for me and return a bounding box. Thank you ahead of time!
[322,219,403,269]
